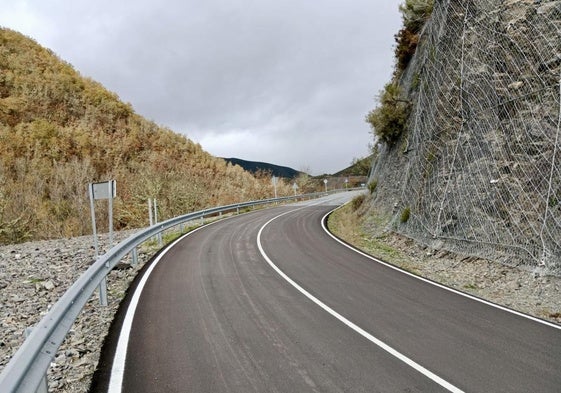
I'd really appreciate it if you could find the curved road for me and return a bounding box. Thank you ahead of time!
[95,192,561,392]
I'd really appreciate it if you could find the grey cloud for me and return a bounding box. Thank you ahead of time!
[0,0,402,173]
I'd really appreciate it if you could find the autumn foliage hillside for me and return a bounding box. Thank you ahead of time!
[0,28,291,244]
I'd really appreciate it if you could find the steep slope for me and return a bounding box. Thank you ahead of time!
[366,1,561,273]
[0,28,289,244]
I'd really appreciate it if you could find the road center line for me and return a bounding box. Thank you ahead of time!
[256,208,464,393]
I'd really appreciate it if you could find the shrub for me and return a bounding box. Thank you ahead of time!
[366,83,410,145]
[351,194,366,211]
[400,0,434,33]
[395,28,420,73]
[395,0,434,73]
[367,180,378,194]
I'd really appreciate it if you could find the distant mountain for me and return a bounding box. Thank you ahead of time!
[222,158,301,179]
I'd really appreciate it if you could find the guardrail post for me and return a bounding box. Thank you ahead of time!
[131,247,138,267]
[99,275,108,306]
[158,232,163,247]
[237,205,240,215]
[25,327,48,393]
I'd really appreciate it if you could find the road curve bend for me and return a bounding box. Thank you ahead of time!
[92,192,561,393]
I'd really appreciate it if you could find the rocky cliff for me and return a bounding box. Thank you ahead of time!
[368,0,561,273]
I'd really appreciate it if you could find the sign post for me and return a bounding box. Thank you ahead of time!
[88,180,116,306]
[272,176,278,199]
[148,198,162,246]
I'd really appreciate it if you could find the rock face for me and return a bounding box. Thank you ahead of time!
[370,0,561,273]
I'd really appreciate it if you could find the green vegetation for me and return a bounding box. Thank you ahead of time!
[334,156,371,177]
[365,83,410,145]
[366,1,433,147]
[400,206,411,223]
[327,204,417,273]
[0,28,294,244]
[395,0,434,73]
[367,180,378,194]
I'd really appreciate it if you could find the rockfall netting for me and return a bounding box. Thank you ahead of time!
[378,0,561,272]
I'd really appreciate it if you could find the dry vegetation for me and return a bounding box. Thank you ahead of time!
[0,28,297,244]
[365,0,433,146]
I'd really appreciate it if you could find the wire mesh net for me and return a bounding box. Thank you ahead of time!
[384,0,561,272]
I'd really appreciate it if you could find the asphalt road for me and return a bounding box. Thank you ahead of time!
[96,192,561,393]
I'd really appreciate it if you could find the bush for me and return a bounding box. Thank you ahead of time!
[367,180,378,194]
[351,194,366,211]
[395,0,434,73]
[395,28,420,73]
[366,83,410,145]
[400,0,434,33]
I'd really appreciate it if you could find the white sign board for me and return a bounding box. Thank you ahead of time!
[92,180,116,200]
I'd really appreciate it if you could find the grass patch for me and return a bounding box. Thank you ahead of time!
[351,194,366,211]
[328,204,409,268]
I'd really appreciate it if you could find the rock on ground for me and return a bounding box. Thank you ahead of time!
[0,230,149,393]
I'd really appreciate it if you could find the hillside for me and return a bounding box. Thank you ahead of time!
[363,1,561,273]
[332,156,371,177]
[0,28,294,244]
[222,157,301,179]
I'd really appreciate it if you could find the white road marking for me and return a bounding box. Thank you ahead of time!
[107,197,335,392]
[108,223,212,393]
[257,208,465,393]
[321,205,561,331]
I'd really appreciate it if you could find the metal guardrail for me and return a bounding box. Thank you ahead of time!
[0,189,359,393]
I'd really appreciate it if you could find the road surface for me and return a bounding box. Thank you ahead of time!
[93,192,561,392]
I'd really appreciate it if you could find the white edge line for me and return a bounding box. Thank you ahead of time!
[321,203,561,331]
[256,208,465,393]
[108,220,223,393]
[108,198,333,392]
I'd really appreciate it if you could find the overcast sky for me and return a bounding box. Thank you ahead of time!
[1,0,402,174]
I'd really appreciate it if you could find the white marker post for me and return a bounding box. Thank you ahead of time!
[272,176,278,199]
[324,178,328,193]
[88,180,116,306]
